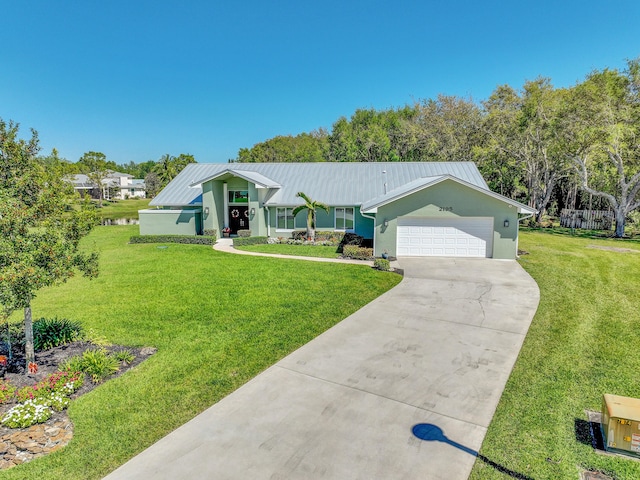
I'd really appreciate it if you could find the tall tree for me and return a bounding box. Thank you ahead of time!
[144,171,161,198]
[237,130,328,163]
[477,85,527,199]
[0,119,99,371]
[292,192,330,241]
[412,95,484,162]
[480,80,570,221]
[561,59,640,237]
[152,153,196,188]
[79,151,110,206]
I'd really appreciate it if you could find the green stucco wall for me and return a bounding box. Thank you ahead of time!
[139,209,202,235]
[266,206,374,238]
[202,178,270,236]
[202,182,217,233]
[374,180,518,259]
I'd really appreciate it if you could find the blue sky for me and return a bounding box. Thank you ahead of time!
[2,1,639,165]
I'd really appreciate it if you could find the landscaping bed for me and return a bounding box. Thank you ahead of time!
[0,342,150,401]
[0,341,152,469]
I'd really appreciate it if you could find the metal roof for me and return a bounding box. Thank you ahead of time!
[361,174,537,214]
[150,162,490,207]
[189,169,281,189]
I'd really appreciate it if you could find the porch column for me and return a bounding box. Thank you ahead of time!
[223,182,229,227]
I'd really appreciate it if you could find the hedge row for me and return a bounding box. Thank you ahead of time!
[291,230,345,243]
[129,235,215,245]
[233,236,269,246]
[342,245,374,260]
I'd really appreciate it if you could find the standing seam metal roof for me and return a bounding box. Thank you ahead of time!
[149,162,489,207]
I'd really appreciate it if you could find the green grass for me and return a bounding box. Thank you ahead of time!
[521,224,640,242]
[3,225,400,479]
[96,198,151,219]
[235,243,342,258]
[470,232,640,480]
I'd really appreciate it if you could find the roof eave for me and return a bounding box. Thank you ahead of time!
[188,169,281,189]
[361,174,537,214]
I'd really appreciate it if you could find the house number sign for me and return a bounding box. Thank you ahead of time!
[439,206,453,212]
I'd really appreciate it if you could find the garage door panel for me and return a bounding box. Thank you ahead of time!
[397,217,493,258]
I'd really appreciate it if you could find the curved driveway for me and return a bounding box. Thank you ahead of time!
[105,257,539,480]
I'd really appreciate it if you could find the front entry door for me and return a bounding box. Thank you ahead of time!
[229,206,249,234]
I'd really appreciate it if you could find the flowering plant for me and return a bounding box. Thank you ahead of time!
[2,371,84,428]
[2,398,53,428]
[16,371,84,402]
[222,227,231,233]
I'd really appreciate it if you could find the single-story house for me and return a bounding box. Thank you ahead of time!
[139,162,536,259]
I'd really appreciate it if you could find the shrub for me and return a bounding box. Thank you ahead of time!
[373,258,391,271]
[340,233,364,247]
[315,231,344,244]
[342,245,374,260]
[237,229,252,237]
[129,235,215,245]
[233,236,268,246]
[203,229,217,239]
[291,230,344,244]
[33,317,83,351]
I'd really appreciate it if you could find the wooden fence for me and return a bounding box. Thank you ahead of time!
[559,209,613,230]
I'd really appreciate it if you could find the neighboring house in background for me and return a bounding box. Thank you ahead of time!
[139,162,536,259]
[68,171,146,200]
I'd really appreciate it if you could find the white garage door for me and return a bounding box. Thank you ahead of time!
[396,217,493,257]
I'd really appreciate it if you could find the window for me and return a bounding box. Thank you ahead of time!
[335,207,354,230]
[276,207,295,230]
[228,190,249,203]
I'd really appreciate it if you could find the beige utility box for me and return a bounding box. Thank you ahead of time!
[602,394,640,457]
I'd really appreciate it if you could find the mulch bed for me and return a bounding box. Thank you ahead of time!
[0,341,154,469]
[0,341,152,404]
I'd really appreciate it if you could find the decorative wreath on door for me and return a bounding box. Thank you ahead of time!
[231,209,240,218]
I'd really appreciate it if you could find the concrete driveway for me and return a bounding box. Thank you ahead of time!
[104,257,539,480]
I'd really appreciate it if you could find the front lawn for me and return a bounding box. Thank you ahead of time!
[3,225,400,479]
[96,198,151,219]
[235,243,342,259]
[470,231,640,480]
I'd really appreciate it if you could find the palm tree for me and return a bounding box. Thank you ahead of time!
[153,154,177,188]
[292,192,330,241]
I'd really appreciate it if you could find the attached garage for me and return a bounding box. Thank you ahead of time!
[396,217,493,257]
[362,175,537,260]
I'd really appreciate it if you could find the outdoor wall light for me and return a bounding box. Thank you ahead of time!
[383,219,389,227]
[250,208,256,215]
[204,207,209,215]
[503,219,509,228]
